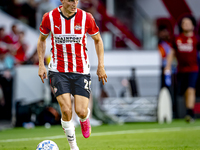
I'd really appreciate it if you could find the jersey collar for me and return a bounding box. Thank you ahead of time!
[58,6,77,20]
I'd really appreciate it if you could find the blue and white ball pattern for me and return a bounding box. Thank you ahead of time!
[36,140,59,150]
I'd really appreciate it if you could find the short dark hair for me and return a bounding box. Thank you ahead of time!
[178,15,196,33]
[158,25,168,32]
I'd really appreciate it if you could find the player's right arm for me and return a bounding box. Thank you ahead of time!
[37,33,48,83]
[165,48,175,72]
[165,37,176,73]
[37,12,50,83]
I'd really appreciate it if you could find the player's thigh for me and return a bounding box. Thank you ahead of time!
[177,72,189,95]
[57,93,72,111]
[74,95,89,113]
[188,72,198,88]
[48,71,71,97]
[72,74,91,99]
[57,93,73,120]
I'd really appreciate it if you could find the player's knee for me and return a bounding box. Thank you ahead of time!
[186,87,195,95]
[62,108,72,118]
[75,109,87,119]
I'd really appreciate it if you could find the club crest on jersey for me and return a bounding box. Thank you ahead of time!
[54,86,57,93]
[74,25,82,30]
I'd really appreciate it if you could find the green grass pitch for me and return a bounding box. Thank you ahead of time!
[0,120,200,150]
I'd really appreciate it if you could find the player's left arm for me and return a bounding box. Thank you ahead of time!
[91,32,107,85]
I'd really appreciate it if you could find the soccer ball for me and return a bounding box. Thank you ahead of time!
[36,140,59,150]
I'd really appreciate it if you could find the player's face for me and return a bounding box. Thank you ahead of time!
[181,18,194,32]
[158,29,170,41]
[61,0,79,14]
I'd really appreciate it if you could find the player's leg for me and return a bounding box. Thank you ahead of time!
[74,95,89,119]
[71,95,79,127]
[185,87,195,118]
[74,95,91,138]
[73,73,91,138]
[184,72,198,122]
[48,71,79,149]
[57,93,72,121]
[57,94,79,149]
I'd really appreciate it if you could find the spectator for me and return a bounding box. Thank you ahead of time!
[14,31,28,64]
[165,15,199,123]
[0,26,17,57]
[0,27,13,44]
[9,23,20,44]
[23,49,38,65]
[157,25,173,88]
[0,47,14,120]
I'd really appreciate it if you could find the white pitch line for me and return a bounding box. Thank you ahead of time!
[1,126,200,143]
[89,126,200,137]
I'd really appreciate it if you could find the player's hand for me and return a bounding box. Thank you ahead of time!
[38,64,47,83]
[97,65,107,85]
[164,65,171,74]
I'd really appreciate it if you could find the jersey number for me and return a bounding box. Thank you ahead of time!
[84,79,91,90]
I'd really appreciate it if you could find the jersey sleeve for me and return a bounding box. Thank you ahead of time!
[158,44,166,58]
[40,13,50,35]
[86,13,99,36]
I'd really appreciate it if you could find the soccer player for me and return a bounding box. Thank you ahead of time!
[165,16,199,123]
[37,0,107,149]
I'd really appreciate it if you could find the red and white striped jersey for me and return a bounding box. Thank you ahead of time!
[40,6,99,74]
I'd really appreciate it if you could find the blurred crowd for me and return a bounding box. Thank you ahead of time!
[0,23,43,120]
[0,0,136,49]
[0,0,61,29]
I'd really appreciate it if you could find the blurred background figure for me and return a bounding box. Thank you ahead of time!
[165,15,199,123]
[9,23,19,44]
[14,31,28,64]
[0,43,14,120]
[157,25,172,88]
[23,49,39,65]
[0,26,13,45]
